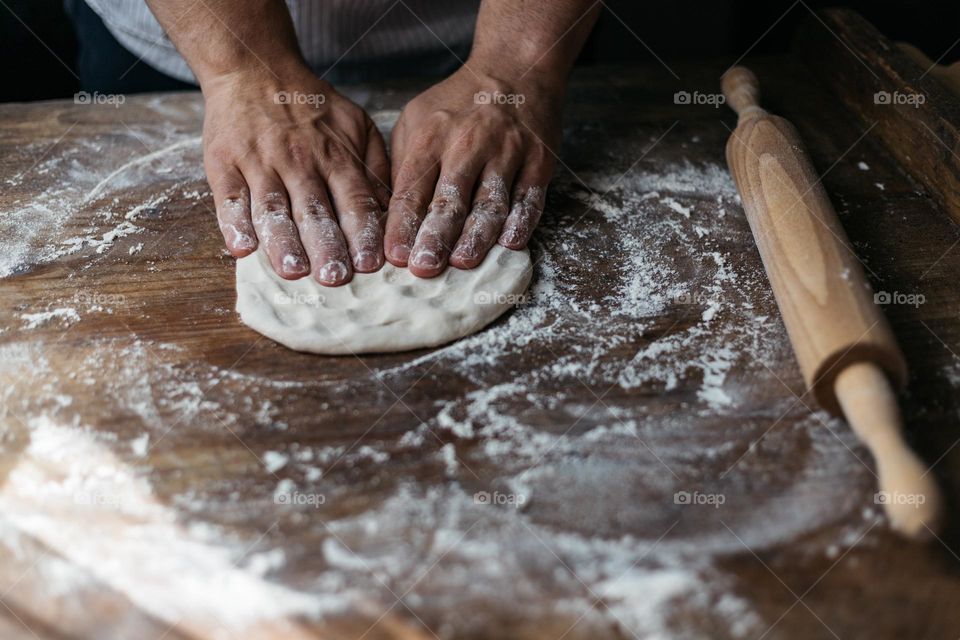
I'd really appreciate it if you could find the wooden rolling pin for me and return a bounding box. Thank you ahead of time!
[721,66,942,539]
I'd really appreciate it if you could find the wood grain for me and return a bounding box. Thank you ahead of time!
[796,8,960,225]
[0,58,959,639]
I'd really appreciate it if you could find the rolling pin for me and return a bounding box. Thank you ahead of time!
[721,66,942,539]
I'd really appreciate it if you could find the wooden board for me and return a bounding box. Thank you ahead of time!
[797,7,960,226]
[1,57,960,639]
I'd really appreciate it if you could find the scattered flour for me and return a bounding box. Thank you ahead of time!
[0,129,203,278]
[0,103,883,638]
[0,417,329,634]
[130,432,150,457]
[263,451,290,474]
[20,307,81,329]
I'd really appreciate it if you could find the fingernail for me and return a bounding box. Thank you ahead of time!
[411,249,440,269]
[318,260,348,284]
[282,253,309,274]
[499,226,521,247]
[388,244,411,264]
[354,250,381,272]
[233,232,256,251]
[450,245,475,263]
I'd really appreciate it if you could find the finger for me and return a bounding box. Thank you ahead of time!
[384,152,439,266]
[499,149,553,249]
[285,176,352,286]
[209,162,257,256]
[364,118,392,211]
[409,153,486,278]
[323,160,384,273]
[244,170,310,279]
[449,164,517,270]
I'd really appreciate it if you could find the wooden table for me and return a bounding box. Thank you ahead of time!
[1,56,959,639]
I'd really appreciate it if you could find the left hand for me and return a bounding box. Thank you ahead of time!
[384,66,563,276]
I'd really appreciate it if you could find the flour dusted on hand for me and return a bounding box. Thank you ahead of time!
[235,245,533,354]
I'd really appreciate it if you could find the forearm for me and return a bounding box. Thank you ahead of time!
[468,0,600,89]
[145,0,308,88]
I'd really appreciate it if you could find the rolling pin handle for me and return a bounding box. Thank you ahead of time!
[834,362,942,538]
[721,66,765,120]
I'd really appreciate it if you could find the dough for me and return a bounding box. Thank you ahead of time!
[235,245,533,355]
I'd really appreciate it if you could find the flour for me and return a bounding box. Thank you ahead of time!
[374,160,778,417]
[0,98,883,638]
[263,451,290,473]
[0,417,328,632]
[130,432,150,457]
[20,307,81,329]
[0,130,203,279]
[661,195,693,218]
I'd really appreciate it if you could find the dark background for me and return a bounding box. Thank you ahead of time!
[2,0,960,102]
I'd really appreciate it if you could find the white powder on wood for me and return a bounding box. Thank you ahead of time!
[0,103,882,637]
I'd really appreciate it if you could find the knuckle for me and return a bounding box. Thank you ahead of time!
[212,173,246,198]
[427,110,454,129]
[408,134,437,157]
[282,139,313,167]
[205,143,235,168]
[393,188,425,204]
[391,189,429,214]
[317,137,351,166]
[396,159,437,186]
[298,194,333,220]
[473,194,509,219]
[257,191,289,214]
[218,194,249,218]
[342,195,381,218]
[503,129,523,150]
[452,127,477,150]
[428,197,466,220]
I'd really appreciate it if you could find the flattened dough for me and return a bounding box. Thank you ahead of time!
[235,245,533,354]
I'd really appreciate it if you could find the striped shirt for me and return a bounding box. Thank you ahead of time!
[82,0,480,84]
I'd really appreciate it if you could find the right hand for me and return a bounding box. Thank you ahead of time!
[203,67,390,286]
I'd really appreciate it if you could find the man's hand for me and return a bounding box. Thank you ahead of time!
[384,0,600,277]
[385,68,560,277]
[144,0,389,285]
[204,68,389,285]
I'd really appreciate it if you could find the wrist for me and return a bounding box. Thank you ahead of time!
[464,54,569,100]
[198,58,321,98]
